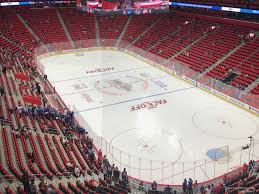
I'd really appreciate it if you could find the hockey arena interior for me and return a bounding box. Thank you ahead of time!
[0,0,258,193]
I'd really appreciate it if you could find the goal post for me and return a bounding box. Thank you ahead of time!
[206,145,231,163]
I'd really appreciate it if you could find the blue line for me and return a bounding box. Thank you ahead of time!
[76,86,195,113]
[52,66,152,84]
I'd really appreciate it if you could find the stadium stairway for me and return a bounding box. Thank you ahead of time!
[95,15,101,47]
[16,13,46,48]
[244,77,259,93]
[1,73,18,129]
[4,129,23,176]
[15,133,35,174]
[56,8,75,48]
[198,40,246,78]
[0,34,29,54]
[126,15,164,48]
[147,27,182,52]
[34,132,59,175]
[162,26,211,65]
[0,126,10,174]
[115,15,132,47]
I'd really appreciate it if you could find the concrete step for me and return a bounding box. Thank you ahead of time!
[60,139,81,169]
[0,34,29,54]
[56,8,75,48]
[0,96,8,120]
[4,129,21,173]
[147,28,181,51]
[19,133,41,174]
[5,72,35,131]
[52,135,70,164]
[8,71,36,131]
[126,15,164,48]
[199,41,246,78]
[162,30,209,65]
[0,72,18,129]
[16,13,46,48]
[0,127,11,173]
[115,16,132,47]
[46,134,65,169]
[244,77,259,93]
[16,137,36,173]
[95,15,101,47]
[33,132,57,174]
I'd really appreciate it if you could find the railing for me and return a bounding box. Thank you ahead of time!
[33,39,259,112]
[34,39,258,187]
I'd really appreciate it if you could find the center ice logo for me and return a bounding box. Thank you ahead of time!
[86,67,114,74]
[130,99,167,111]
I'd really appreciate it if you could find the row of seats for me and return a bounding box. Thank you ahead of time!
[0,10,39,53]
[133,14,185,51]
[121,14,161,47]
[225,171,259,194]
[9,8,258,92]
[150,19,213,61]
[250,84,259,95]
[1,43,104,191]
[176,25,250,73]
[207,36,259,90]
[59,8,97,48]
[98,15,128,46]
[19,8,68,45]
[0,7,258,194]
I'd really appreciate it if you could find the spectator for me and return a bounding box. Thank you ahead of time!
[47,184,56,194]
[193,180,198,193]
[206,185,211,194]
[121,168,128,183]
[36,83,41,95]
[30,179,39,194]
[0,84,4,96]
[77,174,85,184]
[2,66,7,74]
[12,127,20,137]
[183,179,187,193]
[248,160,255,174]
[139,181,145,191]
[113,166,120,183]
[66,161,73,172]
[22,172,30,194]
[164,185,172,193]
[88,149,95,163]
[103,155,109,168]
[188,178,193,194]
[74,165,80,177]
[38,179,48,193]
[98,149,102,163]
[43,74,47,82]
[27,152,35,163]
[88,178,99,189]
[107,165,112,179]
[200,185,206,194]
[242,163,248,174]
[151,180,157,191]
[17,105,24,118]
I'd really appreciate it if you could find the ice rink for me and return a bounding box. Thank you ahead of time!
[40,50,259,184]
